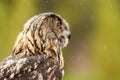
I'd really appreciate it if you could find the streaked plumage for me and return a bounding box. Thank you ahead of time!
[0,12,71,80]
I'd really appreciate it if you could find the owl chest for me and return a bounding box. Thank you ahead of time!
[36,58,64,80]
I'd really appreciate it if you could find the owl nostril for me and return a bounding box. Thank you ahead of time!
[68,34,71,40]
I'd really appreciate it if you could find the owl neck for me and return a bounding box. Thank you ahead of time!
[12,33,62,61]
[11,30,64,71]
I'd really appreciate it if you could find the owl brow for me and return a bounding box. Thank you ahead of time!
[55,15,62,24]
[45,15,56,27]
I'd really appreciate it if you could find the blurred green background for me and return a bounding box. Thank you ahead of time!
[0,0,120,80]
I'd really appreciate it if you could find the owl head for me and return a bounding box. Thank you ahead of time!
[24,12,71,48]
[12,13,71,56]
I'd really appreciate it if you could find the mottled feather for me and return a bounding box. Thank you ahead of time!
[0,12,71,80]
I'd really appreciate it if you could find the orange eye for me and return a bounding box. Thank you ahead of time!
[57,23,61,29]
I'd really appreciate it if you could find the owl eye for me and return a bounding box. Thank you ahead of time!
[57,22,61,29]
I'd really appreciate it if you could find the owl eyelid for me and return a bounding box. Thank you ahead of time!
[57,22,61,29]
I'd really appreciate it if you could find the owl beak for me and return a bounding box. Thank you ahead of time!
[68,34,71,40]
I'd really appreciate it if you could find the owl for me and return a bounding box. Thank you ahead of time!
[0,12,71,80]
